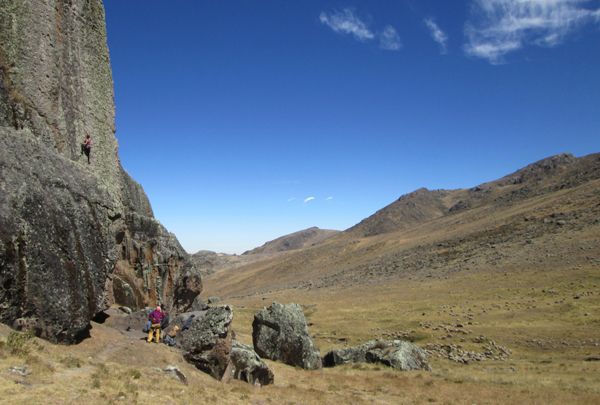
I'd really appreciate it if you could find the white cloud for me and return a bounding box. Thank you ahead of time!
[424,18,449,54]
[380,26,402,50]
[320,9,401,51]
[287,198,296,202]
[325,197,333,201]
[304,197,315,203]
[464,0,600,64]
[320,9,375,42]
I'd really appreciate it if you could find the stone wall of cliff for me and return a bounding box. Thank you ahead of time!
[0,0,201,343]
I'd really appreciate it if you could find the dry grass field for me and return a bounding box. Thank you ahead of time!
[0,259,598,404]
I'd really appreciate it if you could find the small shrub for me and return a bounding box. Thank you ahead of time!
[130,369,141,379]
[6,331,36,356]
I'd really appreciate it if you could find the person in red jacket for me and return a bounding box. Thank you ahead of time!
[147,306,166,343]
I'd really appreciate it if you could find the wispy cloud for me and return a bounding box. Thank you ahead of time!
[325,197,333,201]
[464,0,600,64]
[424,18,448,54]
[380,26,402,50]
[319,9,375,41]
[320,9,401,51]
[287,198,296,202]
[304,197,315,203]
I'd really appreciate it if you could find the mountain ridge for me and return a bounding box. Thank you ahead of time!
[201,151,600,300]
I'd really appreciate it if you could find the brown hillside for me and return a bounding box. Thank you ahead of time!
[346,188,453,237]
[202,152,600,300]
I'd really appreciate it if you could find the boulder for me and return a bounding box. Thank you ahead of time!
[179,305,234,381]
[230,340,274,386]
[252,302,321,370]
[191,296,210,311]
[164,310,208,336]
[323,339,432,371]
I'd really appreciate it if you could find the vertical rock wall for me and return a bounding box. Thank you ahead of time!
[0,0,201,343]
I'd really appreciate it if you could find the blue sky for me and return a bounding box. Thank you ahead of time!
[102,0,600,254]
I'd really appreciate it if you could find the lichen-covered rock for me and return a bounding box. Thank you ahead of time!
[323,339,432,371]
[252,302,321,370]
[179,305,234,381]
[230,340,274,386]
[0,0,201,343]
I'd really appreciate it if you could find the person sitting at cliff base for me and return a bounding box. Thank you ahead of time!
[147,306,166,343]
[80,132,91,164]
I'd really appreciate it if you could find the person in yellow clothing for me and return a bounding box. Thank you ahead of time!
[147,306,166,343]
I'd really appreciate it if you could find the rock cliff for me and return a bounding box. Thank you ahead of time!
[0,0,201,343]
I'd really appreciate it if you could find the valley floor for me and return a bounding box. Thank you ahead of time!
[1,255,599,404]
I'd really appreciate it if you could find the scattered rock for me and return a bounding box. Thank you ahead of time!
[425,340,511,364]
[163,365,188,385]
[9,366,28,376]
[117,306,132,315]
[252,302,321,370]
[323,339,431,371]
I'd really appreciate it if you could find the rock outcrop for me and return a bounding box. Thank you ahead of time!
[179,305,234,381]
[322,339,432,371]
[252,302,321,370]
[0,0,201,343]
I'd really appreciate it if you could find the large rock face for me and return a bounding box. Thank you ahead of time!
[252,302,321,370]
[323,339,432,371]
[0,0,201,343]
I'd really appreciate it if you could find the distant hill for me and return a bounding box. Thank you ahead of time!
[191,227,339,275]
[346,152,599,238]
[243,227,340,255]
[201,151,600,300]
